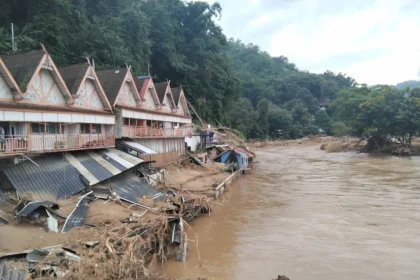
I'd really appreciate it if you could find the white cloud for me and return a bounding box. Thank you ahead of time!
[204,0,420,84]
[267,0,420,84]
[249,13,273,29]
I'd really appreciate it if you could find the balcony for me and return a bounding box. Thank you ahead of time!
[122,126,192,138]
[0,134,115,156]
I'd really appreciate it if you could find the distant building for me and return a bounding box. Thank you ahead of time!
[319,99,330,110]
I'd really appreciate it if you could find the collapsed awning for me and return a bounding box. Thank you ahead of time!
[2,148,143,201]
[91,170,160,207]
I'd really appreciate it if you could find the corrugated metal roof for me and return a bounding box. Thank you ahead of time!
[94,171,158,203]
[62,193,92,233]
[117,140,157,154]
[0,190,6,204]
[86,151,121,175]
[2,149,144,201]
[71,151,113,182]
[105,148,143,167]
[96,150,128,171]
[0,263,27,280]
[3,153,87,201]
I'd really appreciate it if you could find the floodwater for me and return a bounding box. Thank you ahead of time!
[163,144,420,280]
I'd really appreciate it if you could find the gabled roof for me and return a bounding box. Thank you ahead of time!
[135,76,161,106]
[1,47,74,104]
[0,57,23,99]
[154,82,169,103]
[171,87,182,106]
[59,63,89,95]
[134,76,150,99]
[59,63,113,111]
[1,50,44,92]
[171,86,190,116]
[96,68,128,105]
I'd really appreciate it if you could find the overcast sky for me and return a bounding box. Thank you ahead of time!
[203,0,420,85]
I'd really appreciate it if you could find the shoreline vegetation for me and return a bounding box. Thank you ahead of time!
[249,135,420,156]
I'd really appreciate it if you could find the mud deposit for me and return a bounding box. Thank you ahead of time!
[163,144,420,280]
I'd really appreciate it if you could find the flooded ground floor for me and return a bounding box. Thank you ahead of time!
[163,144,420,280]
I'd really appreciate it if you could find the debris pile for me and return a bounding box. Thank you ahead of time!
[320,138,360,153]
[0,179,212,279]
[54,216,175,280]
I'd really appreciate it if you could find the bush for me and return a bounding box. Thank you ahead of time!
[303,124,320,135]
[331,122,349,136]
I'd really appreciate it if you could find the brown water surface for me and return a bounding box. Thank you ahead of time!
[163,144,420,280]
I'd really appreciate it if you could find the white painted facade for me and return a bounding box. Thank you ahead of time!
[0,76,13,100]
[161,94,172,112]
[134,138,186,156]
[121,108,190,124]
[75,78,104,110]
[0,110,114,124]
[116,82,138,107]
[0,50,116,156]
[143,89,157,109]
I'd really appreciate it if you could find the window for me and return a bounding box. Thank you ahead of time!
[124,118,131,126]
[31,123,45,134]
[47,123,60,134]
[81,124,90,134]
[81,124,102,134]
[92,124,101,134]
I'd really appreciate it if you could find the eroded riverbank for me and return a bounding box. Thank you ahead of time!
[164,143,420,280]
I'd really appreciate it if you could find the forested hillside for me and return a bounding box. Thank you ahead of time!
[395,80,420,89]
[1,0,419,143]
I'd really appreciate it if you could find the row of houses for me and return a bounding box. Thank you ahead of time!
[0,46,192,159]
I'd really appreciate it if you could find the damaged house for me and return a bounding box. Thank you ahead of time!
[0,47,115,157]
[97,71,192,165]
[0,47,158,203]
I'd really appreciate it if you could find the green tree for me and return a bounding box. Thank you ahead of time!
[267,104,293,138]
[330,86,371,135]
[257,98,270,138]
[330,122,349,136]
[226,98,259,138]
[314,110,332,134]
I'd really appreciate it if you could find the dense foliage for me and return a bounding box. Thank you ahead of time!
[331,86,420,146]
[225,40,356,139]
[1,0,419,143]
[0,0,239,121]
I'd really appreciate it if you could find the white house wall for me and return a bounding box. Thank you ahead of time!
[75,79,104,110]
[134,138,186,155]
[161,94,172,112]
[24,69,67,104]
[186,135,200,152]
[0,110,115,124]
[121,108,191,124]
[117,83,137,106]
[0,76,13,100]
[143,89,157,109]
[177,102,185,115]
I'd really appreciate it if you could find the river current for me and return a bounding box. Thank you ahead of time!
[163,144,420,280]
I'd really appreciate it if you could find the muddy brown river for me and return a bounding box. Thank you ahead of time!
[163,144,420,279]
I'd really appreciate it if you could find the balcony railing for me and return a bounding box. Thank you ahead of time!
[122,126,192,138]
[0,134,115,156]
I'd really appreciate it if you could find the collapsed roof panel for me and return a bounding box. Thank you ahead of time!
[2,149,144,201]
[3,153,86,201]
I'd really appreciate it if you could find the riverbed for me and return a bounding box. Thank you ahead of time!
[163,144,420,280]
